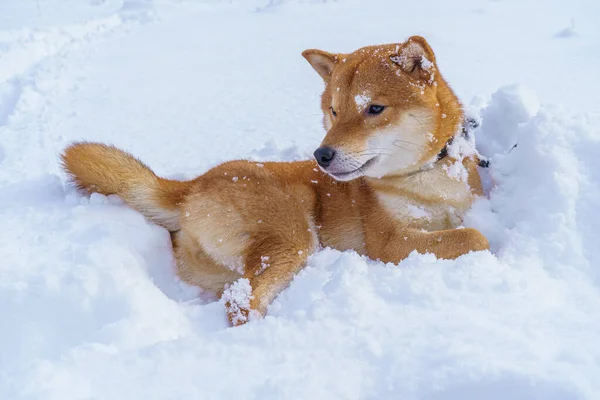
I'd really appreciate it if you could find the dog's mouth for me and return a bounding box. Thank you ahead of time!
[327,156,379,181]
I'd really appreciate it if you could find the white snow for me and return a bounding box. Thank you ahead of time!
[443,125,478,183]
[1,0,600,399]
[354,93,371,112]
[221,278,256,325]
[407,204,432,221]
[419,55,434,72]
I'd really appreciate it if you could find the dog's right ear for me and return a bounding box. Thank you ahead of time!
[302,49,336,82]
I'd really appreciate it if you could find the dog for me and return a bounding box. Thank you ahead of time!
[61,36,489,326]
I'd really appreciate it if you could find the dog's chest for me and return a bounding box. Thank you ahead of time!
[372,166,474,231]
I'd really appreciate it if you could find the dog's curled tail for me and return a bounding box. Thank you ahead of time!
[61,142,192,232]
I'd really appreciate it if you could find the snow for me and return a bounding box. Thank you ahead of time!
[1,0,600,398]
[354,93,371,112]
[407,204,431,221]
[443,122,479,183]
[419,55,434,72]
[221,278,257,325]
[477,85,541,158]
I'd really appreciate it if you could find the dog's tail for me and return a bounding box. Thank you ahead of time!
[61,142,192,232]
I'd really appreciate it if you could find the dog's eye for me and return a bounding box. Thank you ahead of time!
[330,107,337,117]
[367,105,385,115]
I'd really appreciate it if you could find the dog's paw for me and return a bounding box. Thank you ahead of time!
[222,278,261,326]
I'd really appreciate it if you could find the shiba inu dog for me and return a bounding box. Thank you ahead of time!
[61,36,489,326]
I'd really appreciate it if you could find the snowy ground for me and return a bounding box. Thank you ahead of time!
[1,0,600,398]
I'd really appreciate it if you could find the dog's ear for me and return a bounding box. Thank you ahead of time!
[302,49,337,82]
[390,36,436,83]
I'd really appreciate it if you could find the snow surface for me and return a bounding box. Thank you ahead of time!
[1,0,600,399]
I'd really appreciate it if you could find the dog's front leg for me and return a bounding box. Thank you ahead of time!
[367,227,489,264]
[222,233,316,326]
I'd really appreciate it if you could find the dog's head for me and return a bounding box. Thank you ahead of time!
[303,36,460,181]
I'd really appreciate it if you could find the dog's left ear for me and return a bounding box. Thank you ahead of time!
[390,36,437,83]
[302,49,337,82]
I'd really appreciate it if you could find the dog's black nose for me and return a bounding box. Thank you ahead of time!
[314,147,335,168]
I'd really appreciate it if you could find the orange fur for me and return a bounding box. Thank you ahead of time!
[61,36,489,326]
